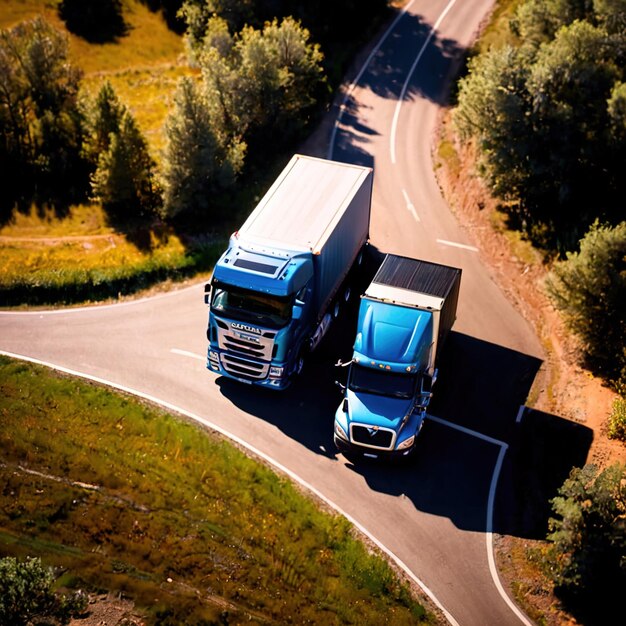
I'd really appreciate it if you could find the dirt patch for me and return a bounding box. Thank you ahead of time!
[433,111,625,625]
[69,592,145,626]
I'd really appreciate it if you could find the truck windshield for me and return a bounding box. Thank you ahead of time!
[349,364,417,399]
[211,282,293,329]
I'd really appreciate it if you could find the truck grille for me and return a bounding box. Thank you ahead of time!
[350,424,395,450]
[221,354,269,380]
[217,323,275,361]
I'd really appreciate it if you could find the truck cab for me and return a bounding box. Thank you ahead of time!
[206,237,314,389]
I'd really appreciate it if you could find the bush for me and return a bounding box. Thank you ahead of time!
[547,464,626,619]
[546,220,626,384]
[0,556,87,625]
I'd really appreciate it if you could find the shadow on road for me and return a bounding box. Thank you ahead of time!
[332,10,465,164]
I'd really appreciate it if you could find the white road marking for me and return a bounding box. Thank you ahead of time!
[0,349,458,626]
[390,0,459,164]
[426,413,534,626]
[402,189,420,221]
[436,238,479,252]
[328,1,416,160]
[171,348,205,362]
[516,405,526,423]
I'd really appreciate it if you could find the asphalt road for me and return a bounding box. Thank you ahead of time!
[1,1,547,624]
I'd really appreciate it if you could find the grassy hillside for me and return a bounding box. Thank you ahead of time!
[0,0,186,152]
[0,1,214,306]
[0,355,435,624]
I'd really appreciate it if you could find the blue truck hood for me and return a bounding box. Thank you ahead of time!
[213,242,313,297]
[354,298,433,370]
[346,388,412,430]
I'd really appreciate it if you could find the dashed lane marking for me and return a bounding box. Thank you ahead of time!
[436,238,479,252]
[402,189,420,222]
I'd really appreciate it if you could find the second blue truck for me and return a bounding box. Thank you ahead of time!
[333,254,461,459]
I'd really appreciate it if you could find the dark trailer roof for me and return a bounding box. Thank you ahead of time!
[373,254,461,299]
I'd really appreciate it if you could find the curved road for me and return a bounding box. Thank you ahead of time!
[1,2,544,624]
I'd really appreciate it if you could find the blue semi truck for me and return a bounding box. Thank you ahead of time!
[205,154,373,389]
[334,254,461,459]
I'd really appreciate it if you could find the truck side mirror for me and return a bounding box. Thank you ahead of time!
[204,283,212,305]
[335,380,346,392]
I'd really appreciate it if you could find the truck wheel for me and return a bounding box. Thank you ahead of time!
[295,353,305,376]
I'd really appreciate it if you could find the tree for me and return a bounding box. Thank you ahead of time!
[546,220,626,383]
[0,556,87,625]
[162,76,245,218]
[511,0,593,48]
[91,112,162,221]
[82,81,126,164]
[0,17,87,210]
[547,464,626,618]
[454,45,533,208]
[455,10,626,250]
[199,16,324,153]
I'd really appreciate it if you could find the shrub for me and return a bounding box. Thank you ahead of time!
[0,556,87,625]
[547,464,626,618]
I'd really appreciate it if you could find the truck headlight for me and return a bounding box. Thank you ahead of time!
[396,435,415,451]
[334,420,349,441]
[269,366,284,378]
[208,351,219,367]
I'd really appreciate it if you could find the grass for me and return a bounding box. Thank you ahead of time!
[0,355,434,624]
[0,205,227,306]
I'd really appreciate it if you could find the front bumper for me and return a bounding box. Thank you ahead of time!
[207,350,290,390]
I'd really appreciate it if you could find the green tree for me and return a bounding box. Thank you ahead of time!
[82,80,126,164]
[511,0,592,47]
[0,17,87,210]
[0,556,87,625]
[455,11,626,250]
[454,45,533,208]
[162,76,245,218]
[546,220,626,383]
[91,112,162,221]
[547,464,626,617]
[199,16,324,153]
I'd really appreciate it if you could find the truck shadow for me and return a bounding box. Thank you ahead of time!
[218,329,593,538]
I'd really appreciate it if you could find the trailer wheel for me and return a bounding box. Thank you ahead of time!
[344,287,351,302]
[333,300,340,318]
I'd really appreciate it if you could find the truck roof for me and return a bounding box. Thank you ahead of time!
[238,154,372,254]
[365,254,461,311]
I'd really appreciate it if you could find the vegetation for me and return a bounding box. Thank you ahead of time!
[0,355,433,624]
[545,220,626,386]
[453,0,626,408]
[547,463,626,622]
[0,556,87,625]
[608,392,626,441]
[454,0,626,254]
[0,0,389,307]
